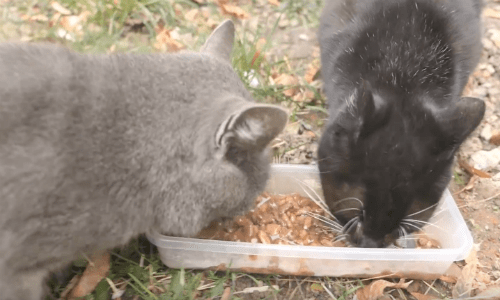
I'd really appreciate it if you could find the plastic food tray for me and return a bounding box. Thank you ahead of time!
[147,164,473,279]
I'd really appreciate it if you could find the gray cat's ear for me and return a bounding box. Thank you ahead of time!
[200,19,235,62]
[215,105,288,156]
[438,97,485,145]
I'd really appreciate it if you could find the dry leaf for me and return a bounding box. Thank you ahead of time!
[250,38,267,66]
[185,9,199,22]
[242,285,279,293]
[410,292,439,300]
[154,26,184,52]
[268,0,280,6]
[455,175,478,195]
[51,1,72,15]
[220,287,231,300]
[304,62,320,83]
[274,74,299,97]
[60,275,81,300]
[440,263,461,284]
[484,8,500,19]
[292,89,315,103]
[217,0,250,19]
[356,279,411,300]
[490,133,500,146]
[452,246,479,298]
[67,252,111,299]
[22,14,49,22]
[59,11,91,33]
[49,12,61,27]
[458,157,491,178]
[474,285,500,298]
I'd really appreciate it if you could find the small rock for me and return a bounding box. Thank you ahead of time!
[489,29,500,48]
[460,136,484,157]
[489,271,500,280]
[481,124,493,141]
[299,34,309,41]
[482,38,495,51]
[493,172,500,181]
[470,147,500,170]
[278,18,289,28]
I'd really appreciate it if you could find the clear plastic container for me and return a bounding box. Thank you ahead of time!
[147,164,473,279]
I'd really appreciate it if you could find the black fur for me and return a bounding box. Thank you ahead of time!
[318,0,485,247]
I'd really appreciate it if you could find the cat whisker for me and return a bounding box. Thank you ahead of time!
[400,221,422,232]
[306,212,343,231]
[330,197,364,209]
[291,177,336,220]
[334,207,361,215]
[342,216,359,235]
[334,235,348,242]
[402,218,443,231]
[406,202,439,217]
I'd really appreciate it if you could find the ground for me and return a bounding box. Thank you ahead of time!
[1,0,500,299]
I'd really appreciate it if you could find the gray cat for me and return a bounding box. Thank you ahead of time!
[0,20,288,300]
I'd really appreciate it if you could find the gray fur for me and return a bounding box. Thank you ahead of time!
[0,20,288,300]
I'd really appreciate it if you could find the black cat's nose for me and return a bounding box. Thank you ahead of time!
[357,236,381,248]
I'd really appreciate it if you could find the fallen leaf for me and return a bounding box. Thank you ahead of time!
[60,275,81,300]
[217,0,250,19]
[484,7,500,19]
[410,292,439,300]
[292,89,315,103]
[154,25,184,52]
[304,62,320,83]
[458,157,491,178]
[490,133,500,146]
[185,9,199,22]
[455,175,478,195]
[310,283,324,292]
[452,246,479,298]
[220,287,231,300]
[274,74,299,97]
[474,285,500,298]
[439,263,461,284]
[49,12,61,27]
[22,14,49,22]
[51,1,72,15]
[251,38,267,66]
[268,0,280,6]
[242,285,279,293]
[67,252,111,300]
[59,11,91,33]
[356,279,411,300]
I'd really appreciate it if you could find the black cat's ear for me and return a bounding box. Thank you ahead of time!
[200,19,234,63]
[437,97,485,146]
[351,85,391,139]
[214,105,288,157]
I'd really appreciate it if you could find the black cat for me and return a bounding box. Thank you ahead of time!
[317,0,485,247]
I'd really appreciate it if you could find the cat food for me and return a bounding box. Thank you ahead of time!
[197,193,346,246]
[197,193,440,249]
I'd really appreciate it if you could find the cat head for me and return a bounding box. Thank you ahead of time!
[317,83,484,248]
[160,20,288,237]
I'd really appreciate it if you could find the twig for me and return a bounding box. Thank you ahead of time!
[458,191,500,209]
[321,282,337,300]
